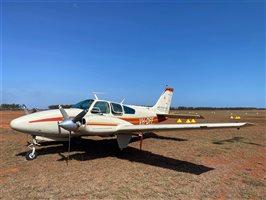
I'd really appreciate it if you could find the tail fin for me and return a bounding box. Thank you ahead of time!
[151,87,174,114]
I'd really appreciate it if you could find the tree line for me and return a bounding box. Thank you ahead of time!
[48,105,73,109]
[0,104,24,110]
[0,104,72,111]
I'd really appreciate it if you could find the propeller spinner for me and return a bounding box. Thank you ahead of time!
[58,105,88,132]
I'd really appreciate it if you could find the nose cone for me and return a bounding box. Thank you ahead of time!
[10,118,24,131]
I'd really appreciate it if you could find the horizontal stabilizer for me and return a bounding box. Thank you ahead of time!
[158,113,204,119]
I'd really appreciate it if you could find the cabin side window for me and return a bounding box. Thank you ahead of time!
[123,105,135,114]
[92,101,110,114]
[111,103,123,115]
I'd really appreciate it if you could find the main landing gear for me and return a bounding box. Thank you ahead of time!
[26,136,40,161]
[139,133,143,150]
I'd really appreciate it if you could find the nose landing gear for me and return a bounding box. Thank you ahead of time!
[26,136,40,161]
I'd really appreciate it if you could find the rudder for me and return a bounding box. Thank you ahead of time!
[151,87,174,114]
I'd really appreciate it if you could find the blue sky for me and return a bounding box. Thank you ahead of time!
[2,1,265,108]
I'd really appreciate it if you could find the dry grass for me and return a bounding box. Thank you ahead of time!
[0,110,265,199]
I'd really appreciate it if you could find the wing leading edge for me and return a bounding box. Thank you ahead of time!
[116,122,254,133]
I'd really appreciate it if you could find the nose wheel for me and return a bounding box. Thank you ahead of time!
[26,150,38,160]
[26,136,40,161]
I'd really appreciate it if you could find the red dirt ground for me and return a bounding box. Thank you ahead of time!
[0,110,265,199]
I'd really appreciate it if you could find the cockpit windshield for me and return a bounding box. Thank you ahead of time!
[71,99,94,110]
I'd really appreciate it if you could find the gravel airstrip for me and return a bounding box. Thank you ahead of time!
[0,110,265,199]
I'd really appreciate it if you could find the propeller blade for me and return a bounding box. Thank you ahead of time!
[59,105,69,119]
[72,109,88,123]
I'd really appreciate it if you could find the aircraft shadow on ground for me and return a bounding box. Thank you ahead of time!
[16,133,213,175]
[131,132,188,142]
[212,136,264,147]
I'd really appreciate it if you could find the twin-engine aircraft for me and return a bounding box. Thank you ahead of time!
[10,87,253,160]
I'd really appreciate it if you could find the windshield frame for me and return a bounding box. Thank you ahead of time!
[71,99,94,110]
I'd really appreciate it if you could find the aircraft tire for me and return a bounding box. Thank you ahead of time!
[25,151,38,161]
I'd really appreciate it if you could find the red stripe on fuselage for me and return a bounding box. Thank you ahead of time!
[87,123,118,126]
[29,116,76,123]
[29,115,167,124]
[119,116,167,125]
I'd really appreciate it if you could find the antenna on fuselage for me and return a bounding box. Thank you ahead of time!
[93,93,99,100]
[92,92,106,100]
[120,98,126,104]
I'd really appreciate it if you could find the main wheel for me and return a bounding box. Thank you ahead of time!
[25,150,38,160]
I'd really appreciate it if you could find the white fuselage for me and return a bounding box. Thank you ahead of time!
[10,100,167,138]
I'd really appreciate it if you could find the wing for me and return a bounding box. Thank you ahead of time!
[117,122,254,133]
[157,113,204,119]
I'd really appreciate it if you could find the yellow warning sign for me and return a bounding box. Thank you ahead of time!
[186,119,191,123]
[191,119,196,123]
[177,119,182,123]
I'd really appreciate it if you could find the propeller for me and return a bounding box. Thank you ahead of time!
[58,105,88,132]
[58,105,88,164]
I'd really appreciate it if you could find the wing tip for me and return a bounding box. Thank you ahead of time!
[243,122,256,127]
